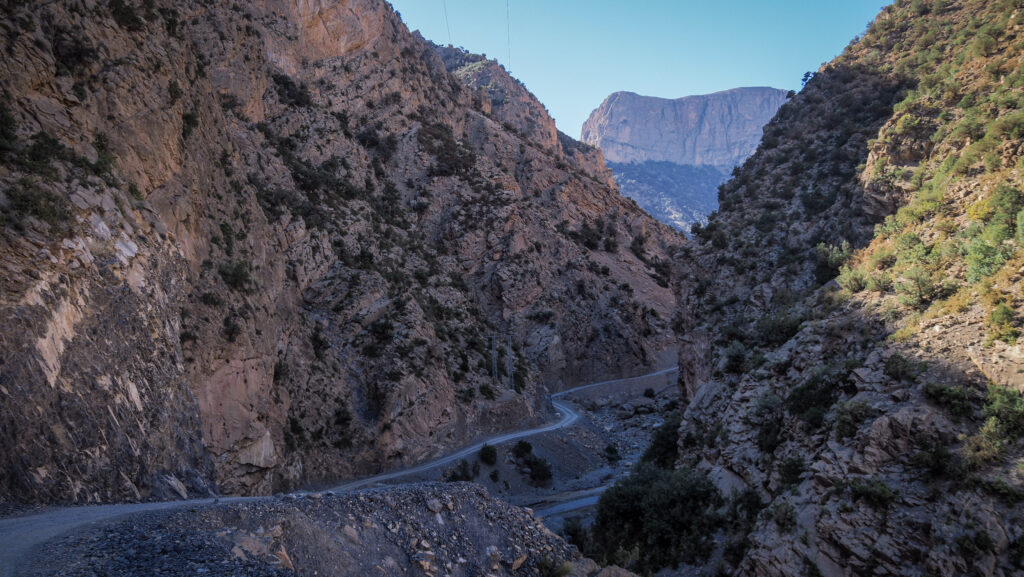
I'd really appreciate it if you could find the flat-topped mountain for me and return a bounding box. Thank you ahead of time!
[581,87,788,232]
[581,87,790,170]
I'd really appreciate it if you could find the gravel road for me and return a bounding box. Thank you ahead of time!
[0,366,677,577]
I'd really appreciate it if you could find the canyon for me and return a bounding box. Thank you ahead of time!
[0,0,678,506]
[3,0,1024,576]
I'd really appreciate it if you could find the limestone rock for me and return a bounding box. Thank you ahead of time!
[581,88,790,169]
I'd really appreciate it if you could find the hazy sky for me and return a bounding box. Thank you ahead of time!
[386,0,891,136]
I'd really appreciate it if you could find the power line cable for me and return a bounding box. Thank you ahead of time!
[442,0,452,45]
[506,0,511,68]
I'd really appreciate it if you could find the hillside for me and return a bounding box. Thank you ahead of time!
[585,0,1024,575]
[0,0,679,504]
[606,161,727,232]
[582,88,788,232]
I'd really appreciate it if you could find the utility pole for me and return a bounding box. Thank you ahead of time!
[506,333,514,390]
[490,334,498,384]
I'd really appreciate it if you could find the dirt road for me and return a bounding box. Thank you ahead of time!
[0,366,677,577]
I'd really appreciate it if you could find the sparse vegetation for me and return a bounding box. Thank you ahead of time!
[847,478,898,509]
[592,463,723,572]
[218,261,253,292]
[479,443,497,466]
[272,73,313,107]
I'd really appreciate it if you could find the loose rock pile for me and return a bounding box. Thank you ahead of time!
[17,483,629,577]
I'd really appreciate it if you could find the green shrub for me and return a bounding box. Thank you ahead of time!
[478,383,496,400]
[593,463,722,573]
[897,266,937,308]
[272,73,313,107]
[923,382,977,419]
[444,459,478,482]
[834,400,875,439]
[848,478,898,509]
[963,417,1007,469]
[866,272,894,293]
[965,239,1009,282]
[837,265,868,292]
[109,0,144,31]
[785,369,841,429]
[604,443,621,464]
[778,455,806,487]
[987,303,1020,344]
[218,261,253,291]
[222,315,242,342]
[0,100,17,154]
[883,353,921,382]
[755,312,803,348]
[983,384,1024,438]
[956,529,994,557]
[723,340,746,373]
[537,557,573,577]
[182,109,198,139]
[479,443,497,466]
[512,440,533,459]
[642,412,682,468]
[912,441,960,478]
[528,455,553,484]
[770,501,796,531]
[418,122,475,177]
[2,178,70,230]
[751,393,784,453]
[814,240,852,283]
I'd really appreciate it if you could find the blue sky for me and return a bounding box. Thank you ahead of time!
[386,0,891,136]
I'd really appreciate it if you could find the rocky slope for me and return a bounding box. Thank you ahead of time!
[605,161,727,232]
[582,88,788,232]
[662,0,1024,575]
[13,483,628,577]
[0,0,679,504]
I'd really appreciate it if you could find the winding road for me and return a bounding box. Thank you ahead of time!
[0,365,678,577]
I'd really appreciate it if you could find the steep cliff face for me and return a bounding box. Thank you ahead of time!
[581,87,788,232]
[666,0,1024,575]
[581,87,789,170]
[0,0,678,504]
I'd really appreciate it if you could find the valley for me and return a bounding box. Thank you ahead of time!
[3,0,1024,576]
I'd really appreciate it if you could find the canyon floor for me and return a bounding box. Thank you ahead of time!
[0,363,679,577]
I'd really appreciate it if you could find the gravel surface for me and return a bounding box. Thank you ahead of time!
[14,483,586,577]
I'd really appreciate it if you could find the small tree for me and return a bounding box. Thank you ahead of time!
[479,443,497,466]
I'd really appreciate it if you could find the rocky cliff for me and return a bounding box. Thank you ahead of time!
[581,87,789,170]
[0,0,679,504]
[659,0,1024,575]
[581,88,788,232]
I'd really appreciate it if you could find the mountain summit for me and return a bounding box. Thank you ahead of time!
[581,87,790,170]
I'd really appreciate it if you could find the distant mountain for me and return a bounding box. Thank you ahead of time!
[582,87,789,231]
[582,87,790,168]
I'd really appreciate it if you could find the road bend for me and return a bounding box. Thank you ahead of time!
[0,365,678,577]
